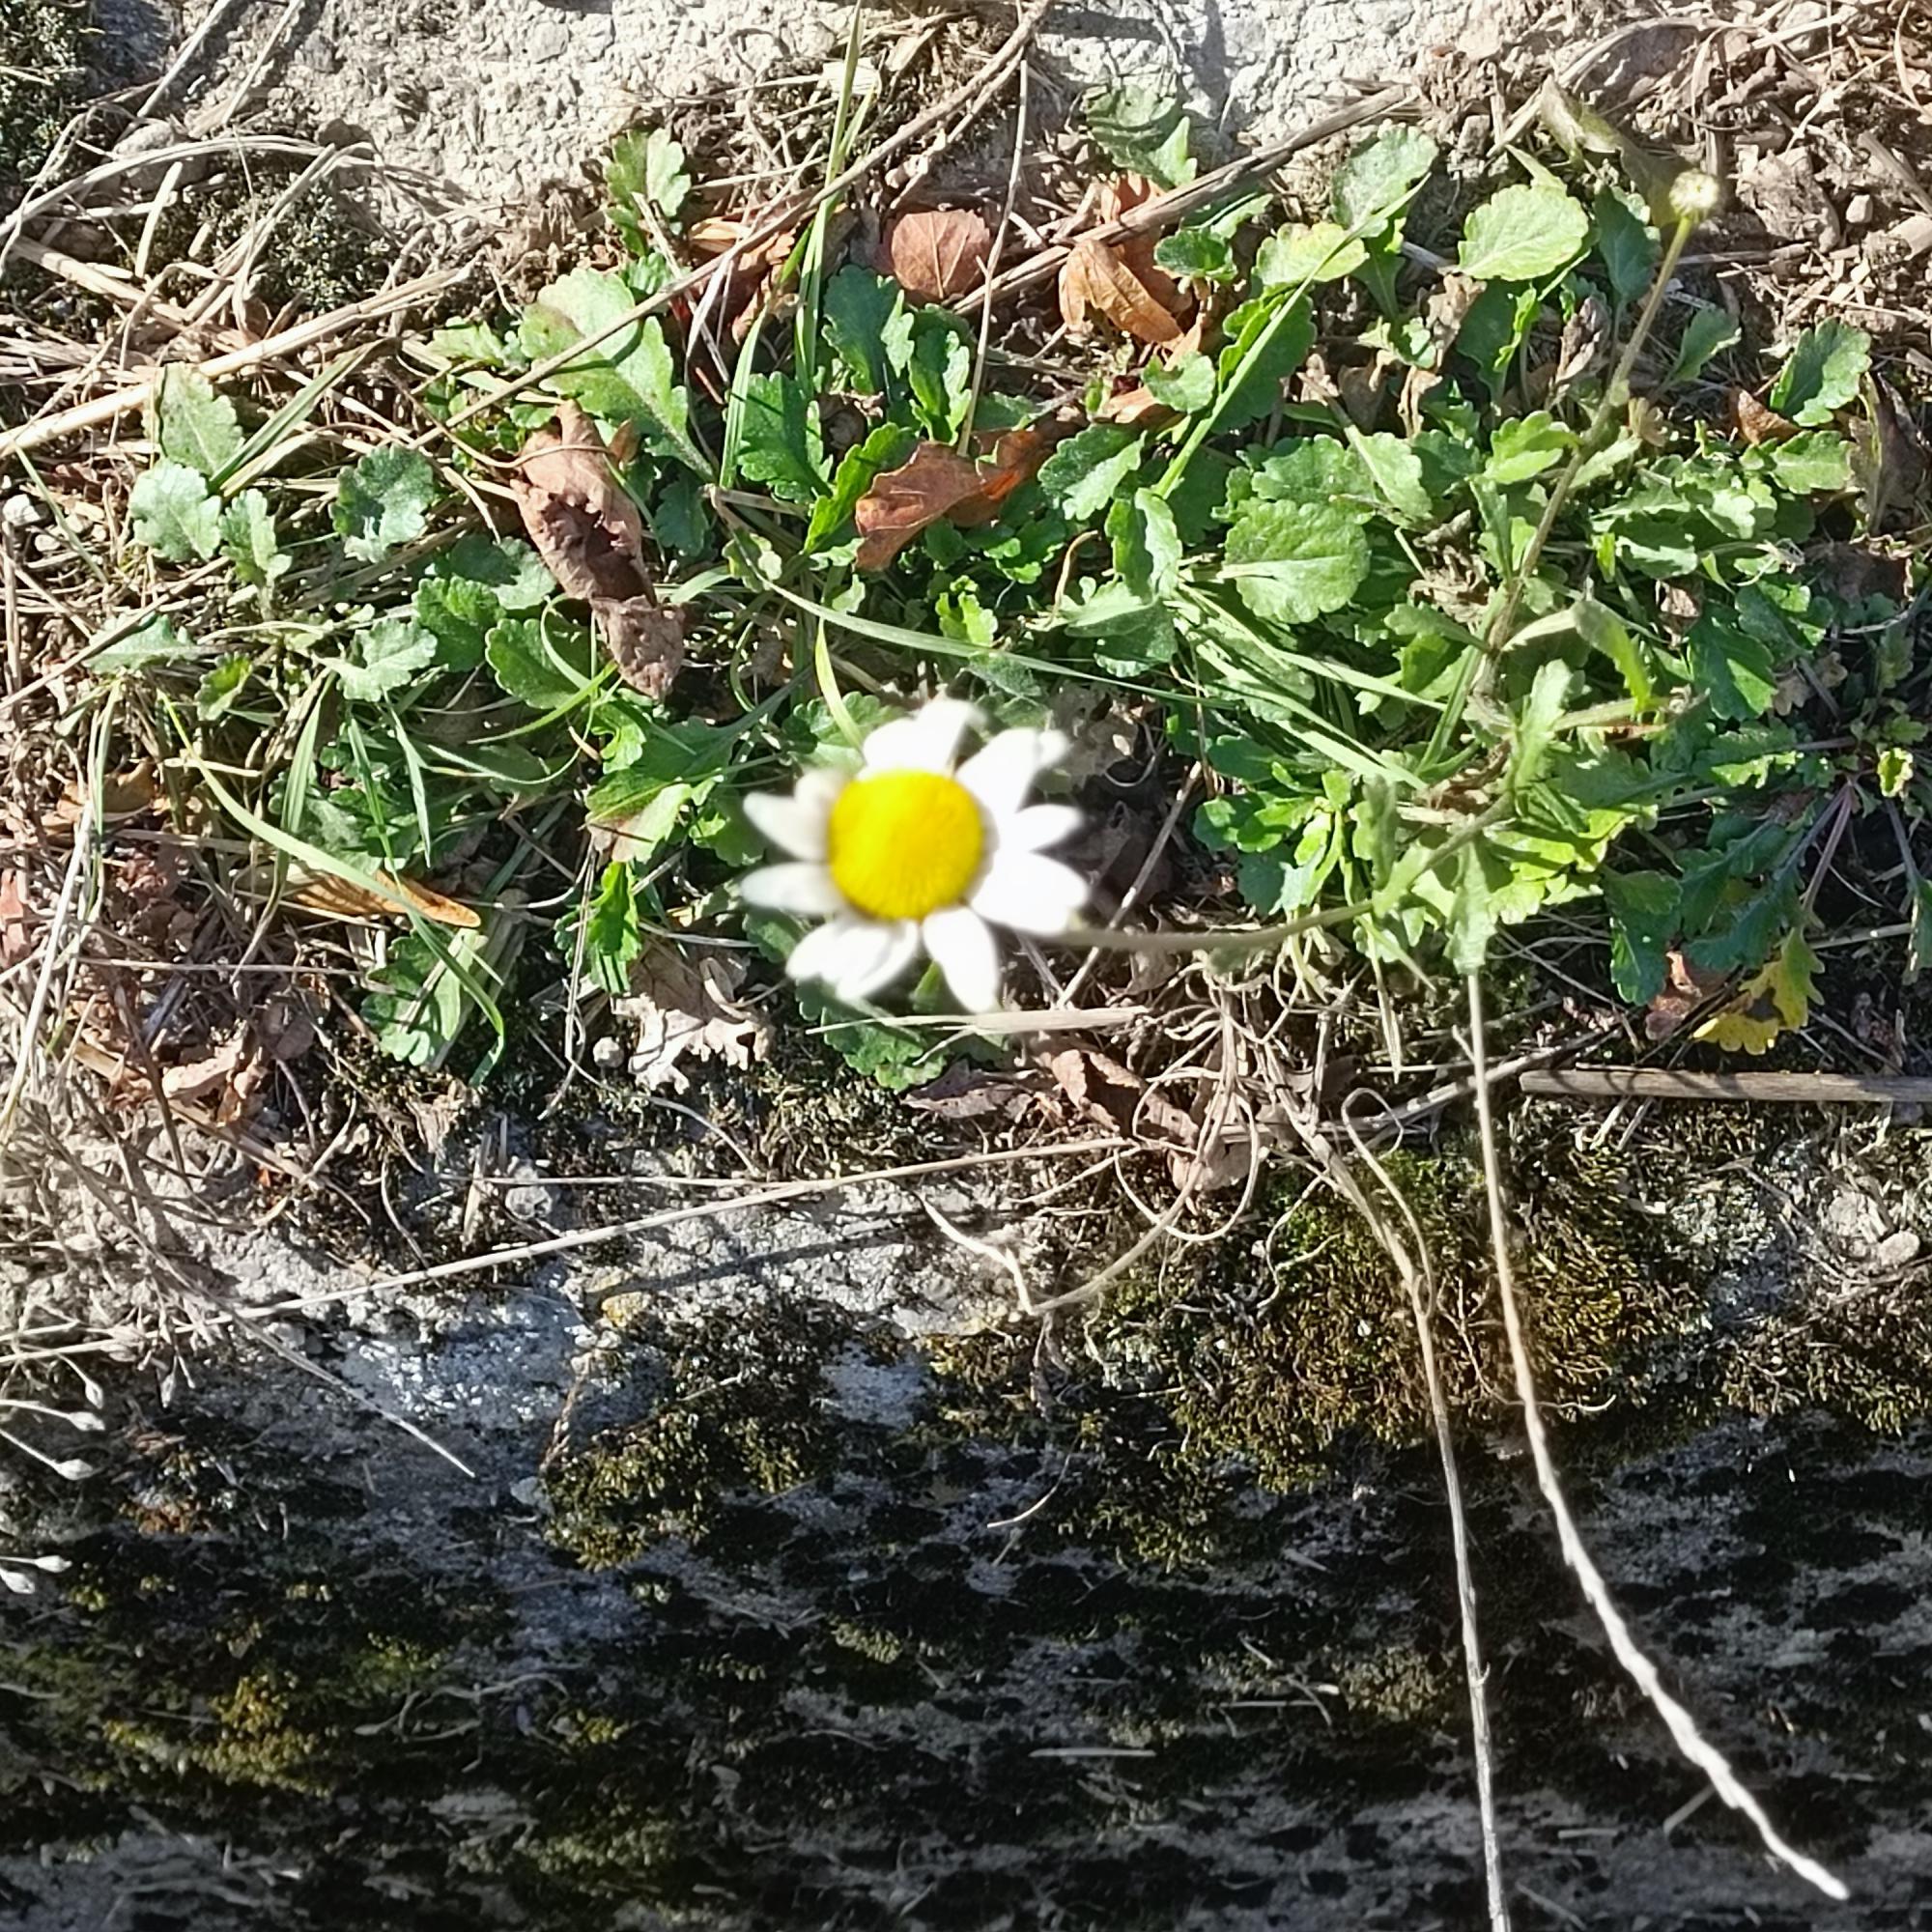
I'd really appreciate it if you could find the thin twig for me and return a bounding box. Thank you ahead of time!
[1521,1067,1932,1105]
[1466,971,1849,1904]
[247,1137,1126,1310]
[1327,1107,1510,1928]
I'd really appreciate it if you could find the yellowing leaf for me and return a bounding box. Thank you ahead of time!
[1696,927,1817,1055]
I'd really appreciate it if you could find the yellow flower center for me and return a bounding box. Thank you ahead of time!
[827,770,984,921]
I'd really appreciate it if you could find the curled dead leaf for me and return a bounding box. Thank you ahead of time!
[854,426,1062,569]
[597,595,685,699]
[513,403,682,695]
[512,402,650,606]
[885,208,992,303]
[1058,237,1184,346]
[1044,1045,1194,1143]
[1733,389,1800,446]
[611,943,769,1093]
[1644,950,1729,1040]
[287,869,482,929]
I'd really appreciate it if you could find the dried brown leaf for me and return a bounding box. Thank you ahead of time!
[288,870,482,929]
[512,401,650,606]
[1095,384,1176,429]
[1058,238,1183,346]
[612,944,769,1093]
[886,208,991,302]
[1044,1046,1194,1143]
[854,442,987,569]
[0,869,29,970]
[854,429,1061,568]
[596,596,685,699]
[1645,951,1730,1040]
[1733,389,1800,446]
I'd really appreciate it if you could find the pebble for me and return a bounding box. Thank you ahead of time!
[1875,1228,1921,1269]
[1,495,42,529]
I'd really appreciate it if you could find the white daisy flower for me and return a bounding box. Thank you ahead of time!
[740,697,1086,1011]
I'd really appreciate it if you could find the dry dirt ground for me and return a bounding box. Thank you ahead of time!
[185,0,1497,207]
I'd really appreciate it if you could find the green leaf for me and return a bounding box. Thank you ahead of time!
[1458,183,1590,282]
[427,319,513,367]
[1152,227,1235,283]
[735,373,828,504]
[1767,430,1853,495]
[649,473,712,557]
[334,446,437,564]
[1604,868,1677,1004]
[1060,578,1178,674]
[1592,189,1657,306]
[151,366,242,479]
[196,653,255,721]
[608,128,690,251]
[486,615,594,711]
[1145,352,1216,413]
[431,532,554,611]
[1485,411,1575,486]
[1107,487,1182,599]
[1037,425,1145,521]
[1507,660,1574,794]
[1345,429,1432,521]
[806,422,919,554]
[1256,220,1367,287]
[1663,306,1741,387]
[219,489,288,596]
[1688,607,1779,722]
[904,309,973,440]
[1248,438,1366,504]
[129,461,220,561]
[338,615,439,702]
[1214,294,1314,433]
[1084,83,1194,189]
[95,612,196,671]
[1457,283,1543,392]
[1446,840,1502,973]
[414,574,500,672]
[1221,498,1370,627]
[1573,594,1653,710]
[518,268,706,473]
[582,861,643,996]
[1331,127,1438,231]
[822,267,903,393]
[363,923,501,1069]
[1769,319,1870,426]
[1913,881,1932,979]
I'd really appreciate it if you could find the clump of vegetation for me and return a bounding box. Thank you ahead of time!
[1090,1140,1694,1490]
[0,0,90,185]
[545,1296,857,1566]
[51,78,1914,1094]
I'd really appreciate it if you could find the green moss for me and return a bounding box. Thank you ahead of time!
[545,1295,857,1567]
[0,0,90,185]
[1339,1644,1455,1728]
[143,167,396,316]
[1085,1136,1698,1493]
[1721,1287,1932,1432]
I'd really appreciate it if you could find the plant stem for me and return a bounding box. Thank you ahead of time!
[1438,213,1696,749]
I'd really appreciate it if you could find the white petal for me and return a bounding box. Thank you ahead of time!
[969,852,1088,935]
[861,697,980,775]
[745,767,845,862]
[957,726,1068,820]
[997,803,1081,853]
[740,863,845,917]
[923,907,1002,1012]
[787,915,922,1004]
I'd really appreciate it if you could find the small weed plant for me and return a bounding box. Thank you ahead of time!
[94,94,1911,1079]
